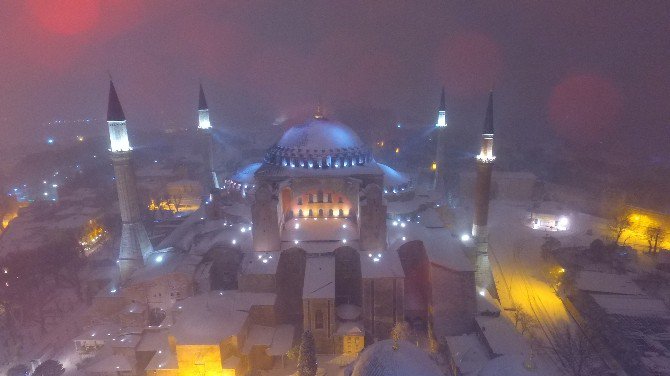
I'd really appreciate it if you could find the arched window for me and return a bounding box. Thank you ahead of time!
[319,208,324,217]
[339,209,344,217]
[315,310,324,329]
[309,209,314,217]
[298,209,303,217]
[328,208,334,217]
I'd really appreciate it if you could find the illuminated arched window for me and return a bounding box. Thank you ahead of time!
[309,209,313,217]
[319,208,324,217]
[328,208,334,217]
[339,209,344,217]
[298,209,303,217]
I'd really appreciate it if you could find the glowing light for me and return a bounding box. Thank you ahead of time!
[262,259,268,264]
[47,138,54,144]
[294,223,300,229]
[76,135,84,142]
[557,216,569,230]
[461,234,471,242]
[155,254,164,263]
[231,239,237,245]
[294,240,299,244]
[241,227,246,233]
[400,222,406,228]
[402,236,406,241]
[342,224,347,229]
[436,110,447,127]
[198,109,212,130]
[108,120,132,152]
[479,289,486,296]
[395,147,400,154]
[110,288,117,294]
[431,162,437,171]
[342,239,347,244]
[392,221,398,226]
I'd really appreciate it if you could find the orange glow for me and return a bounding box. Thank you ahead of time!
[430,162,437,171]
[395,147,400,154]
[620,209,670,251]
[79,219,107,256]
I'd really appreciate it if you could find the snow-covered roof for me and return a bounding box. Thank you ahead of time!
[475,316,531,358]
[231,163,262,184]
[145,349,178,371]
[171,290,276,345]
[377,163,411,188]
[267,324,295,356]
[388,220,474,272]
[351,339,442,376]
[128,249,200,284]
[336,304,362,320]
[86,354,133,373]
[303,256,335,299]
[282,217,358,243]
[445,334,490,375]
[336,321,363,336]
[575,271,644,296]
[240,252,280,275]
[241,325,275,354]
[276,119,365,151]
[592,295,670,318]
[477,354,535,376]
[137,330,169,352]
[360,249,404,279]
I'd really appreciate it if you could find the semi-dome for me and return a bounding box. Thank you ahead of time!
[351,339,442,376]
[264,118,373,169]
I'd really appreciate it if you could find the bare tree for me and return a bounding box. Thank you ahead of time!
[645,226,665,254]
[511,302,539,336]
[608,211,631,245]
[544,324,597,376]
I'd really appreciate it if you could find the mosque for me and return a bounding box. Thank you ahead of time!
[85,81,497,375]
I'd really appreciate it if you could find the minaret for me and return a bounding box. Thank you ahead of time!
[197,84,219,191]
[472,91,497,298]
[433,87,447,191]
[107,81,153,282]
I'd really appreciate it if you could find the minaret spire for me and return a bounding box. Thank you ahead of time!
[196,83,219,192]
[198,83,208,111]
[472,91,498,300]
[107,81,126,122]
[106,81,153,283]
[433,86,448,191]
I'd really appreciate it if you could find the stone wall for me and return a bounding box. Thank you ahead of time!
[361,278,404,341]
[429,263,475,338]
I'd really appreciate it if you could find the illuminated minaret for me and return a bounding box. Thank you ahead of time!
[472,91,497,298]
[107,81,153,281]
[433,87,447,191]
[197,83,219,191]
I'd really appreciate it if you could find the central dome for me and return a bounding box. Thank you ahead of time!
[277,119,365,150]
[264,118,372,169]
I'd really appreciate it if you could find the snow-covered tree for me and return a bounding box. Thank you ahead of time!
[6,364,30,376]
[297,330,317,376]
[32,360,65,376]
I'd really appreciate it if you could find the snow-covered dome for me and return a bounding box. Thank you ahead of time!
[230,163,261,185]
[377,163,412,194]
[351,339,442,376]
[264,118,373,169]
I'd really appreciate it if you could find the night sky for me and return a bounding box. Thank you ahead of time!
[0,1,668,162]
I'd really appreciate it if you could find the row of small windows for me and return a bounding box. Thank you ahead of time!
[297,192,343,205]
[265,153,372,169]
[293,208,347,218]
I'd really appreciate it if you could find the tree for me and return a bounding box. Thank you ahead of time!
[608,211,631,245]
[391,321,410,350]
[541,236,561,260]
[586,239,606,262]
[297,330,317,376]
[6,364,30,376]
[511,302,539,336]
[32,360,65,376]
[544,324,597,376]
[645,227,664,254]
